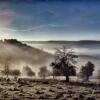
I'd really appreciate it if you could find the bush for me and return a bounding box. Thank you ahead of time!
[38,66,50,79]
[23,66,35,77]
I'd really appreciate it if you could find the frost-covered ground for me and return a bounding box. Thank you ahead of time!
[0,79,100,100]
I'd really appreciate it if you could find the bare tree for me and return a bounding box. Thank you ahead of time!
[51,46,78,82]
[23,66,35,77]
[1,64,10,78]
[80,61,95,82]
[1,56,12,79]
[38,66,50,79]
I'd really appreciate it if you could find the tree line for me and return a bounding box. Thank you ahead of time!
[0,46,100,83]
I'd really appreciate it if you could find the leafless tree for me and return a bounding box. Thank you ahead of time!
[1,64,10,78]
[1,56,12,79]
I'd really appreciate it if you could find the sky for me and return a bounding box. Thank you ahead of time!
[0,0,100,41]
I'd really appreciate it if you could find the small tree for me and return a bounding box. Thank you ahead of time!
[10,69,21,80]
[51,46,78,82]
[80,61,95,82]
[38,66,50,79]
[1,64,10,78]
[23,66,35,77]
[97,70,100,79]
[1,56,12,79]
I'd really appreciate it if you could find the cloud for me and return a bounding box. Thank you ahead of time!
[0,29,15,39]
[0,1,100,40]
[0,2,15,27]
[0,2,15,39]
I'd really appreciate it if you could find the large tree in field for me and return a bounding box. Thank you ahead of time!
[80,61,95,82]
[51,46,78,82]
[1,56,12,79]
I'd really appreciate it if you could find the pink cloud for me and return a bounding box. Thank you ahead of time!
[0,8,15,27]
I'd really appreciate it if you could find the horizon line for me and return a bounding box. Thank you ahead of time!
[1,38,100,42]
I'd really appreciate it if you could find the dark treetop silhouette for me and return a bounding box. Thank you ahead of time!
[51,46,78,82]
[80,61,95,82]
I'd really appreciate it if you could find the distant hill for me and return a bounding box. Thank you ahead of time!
[0,39,53,69]
[24,40,100,44]
[23,40,100,59]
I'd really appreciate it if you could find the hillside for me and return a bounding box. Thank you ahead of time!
[0,39,53,69]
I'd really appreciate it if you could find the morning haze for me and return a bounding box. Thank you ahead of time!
[0,0,100,100]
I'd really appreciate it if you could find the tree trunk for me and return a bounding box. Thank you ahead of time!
[65,75,69,82]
